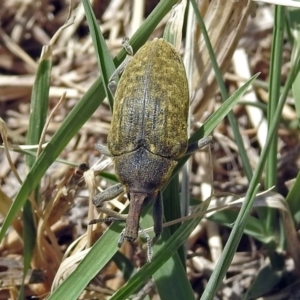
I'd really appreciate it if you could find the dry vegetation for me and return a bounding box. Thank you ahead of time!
[0,0,299,299]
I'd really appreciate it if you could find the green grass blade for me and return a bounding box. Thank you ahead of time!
[82,0,115,109]
[153,255,194,300]
[151,177,193,300]
[286,8,300,224]
[265,6,285,189]
[163,175,185,263]
[243,263,281,299]
[292,56,300,119]
[263,6,286,263]
[152,213,195,300]
[112,252,135,281]
[190,0,253,181]
[20,46,52,300]
[26,46,52,167]
[19,201,36,300]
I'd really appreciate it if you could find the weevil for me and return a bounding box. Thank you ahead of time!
[90,38,212,256]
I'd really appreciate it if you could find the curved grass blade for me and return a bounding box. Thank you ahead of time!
[20,45,52,300]
[82,0,114,109]
[26,46,52,167]
[265,5,285,189]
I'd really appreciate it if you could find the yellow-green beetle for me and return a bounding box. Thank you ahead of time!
[91,38,211,255]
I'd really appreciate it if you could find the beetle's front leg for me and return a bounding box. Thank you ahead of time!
[186,136,213,155]
[108,37,134,96]
[95,144,112,157]
[152,192,163,245]
[90,183,127,224]
[92,183,124,207]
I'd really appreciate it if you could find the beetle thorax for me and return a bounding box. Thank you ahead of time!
[113,147,177,195]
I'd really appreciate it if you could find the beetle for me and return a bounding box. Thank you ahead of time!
[90,38,212,256]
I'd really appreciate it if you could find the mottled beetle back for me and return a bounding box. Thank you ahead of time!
[108,38,189,159]
[101,38,191,243]
[92,38,212,251]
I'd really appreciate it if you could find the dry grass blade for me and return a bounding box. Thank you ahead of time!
[37,92,67,156]
[190,0,253,118]
[0,118,22,184]
[254,0,300,8]
[233,49,268,149]
[0,27,37,72]
[163,0,187,50]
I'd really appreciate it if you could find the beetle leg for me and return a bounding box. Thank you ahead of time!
[95,143,112,157]
[121,37,133,55]
[152,191,163,245]
[185,136,213,155]
[139,227,153,262]
[90,184,127,228]
[108,56,132,95]
[118,229,125,247]
[92,183,124,207]
[118,227,153,262]
[108,37,133,96]
[89,215,126,225]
